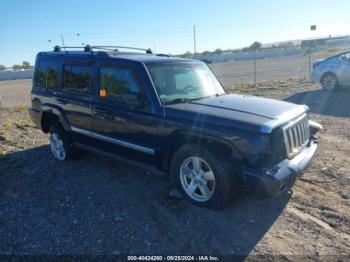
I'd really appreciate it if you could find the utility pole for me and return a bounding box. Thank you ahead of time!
[61,34,66,50]
[254,50,257,87]
[193,26,197,55]
[309,25,317,79]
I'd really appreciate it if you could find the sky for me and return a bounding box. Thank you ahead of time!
[0,0,349,67]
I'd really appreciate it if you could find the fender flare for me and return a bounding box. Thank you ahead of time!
[41,104,71,131]
[160,129,244,170]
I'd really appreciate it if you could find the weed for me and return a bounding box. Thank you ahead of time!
[4,119,14,131]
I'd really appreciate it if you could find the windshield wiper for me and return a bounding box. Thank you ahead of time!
[188,93,226,101]
[163,98,194,105]
[164,93,227,105]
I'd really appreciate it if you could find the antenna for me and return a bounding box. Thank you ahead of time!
[60,34,66,51]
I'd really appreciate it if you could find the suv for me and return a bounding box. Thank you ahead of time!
[29,45,322,209]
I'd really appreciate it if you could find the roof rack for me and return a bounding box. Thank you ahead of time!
[156,54,173,57]
[53,45,152,54]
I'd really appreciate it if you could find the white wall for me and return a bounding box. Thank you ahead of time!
[0,70,34,81]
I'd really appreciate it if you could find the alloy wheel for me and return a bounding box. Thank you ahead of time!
[50,133,66,160]
[179,156,216,202]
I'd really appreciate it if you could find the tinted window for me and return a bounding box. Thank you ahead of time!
[99,67,140,103]
[63,65,91,93]
[46,63,60,89]
[35,62,47,89]
[35,61,60,90]
[339,53,350,61]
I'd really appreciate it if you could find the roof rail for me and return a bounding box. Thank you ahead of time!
[53,45,152,54]
[92,46,152,54]
[156,54,173,57]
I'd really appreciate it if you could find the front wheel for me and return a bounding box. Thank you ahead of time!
[170,144,235,210]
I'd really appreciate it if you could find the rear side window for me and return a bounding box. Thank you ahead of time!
[99,67,140,103]
[47,64,60,89]
[35,61,61,90]
[63,65,92,93]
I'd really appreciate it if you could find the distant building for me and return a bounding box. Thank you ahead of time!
[301,36,350,48]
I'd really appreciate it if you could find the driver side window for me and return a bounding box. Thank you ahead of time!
[339,53,350,62]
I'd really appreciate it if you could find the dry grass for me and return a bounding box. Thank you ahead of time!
[0,106,48,155]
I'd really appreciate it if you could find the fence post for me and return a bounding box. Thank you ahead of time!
[309,51,311,79]
[254,50,257,87]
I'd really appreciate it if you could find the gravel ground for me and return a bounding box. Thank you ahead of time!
[0,55,349,257]
[0,79,31,108]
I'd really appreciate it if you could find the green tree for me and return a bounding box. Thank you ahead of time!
[181,51,193,58]
[249,41,262,51]
[0,65,5,71]
[22,61,31,69]
[214,48,223,55]
[13,64,22,70]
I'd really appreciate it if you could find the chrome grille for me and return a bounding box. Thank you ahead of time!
[283,114,310,158]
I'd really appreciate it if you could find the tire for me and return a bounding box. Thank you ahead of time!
[170,143,235,210]
[321,73,339,91]
[49,124,75,161]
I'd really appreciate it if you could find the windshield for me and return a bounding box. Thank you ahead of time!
[146,62,226,104]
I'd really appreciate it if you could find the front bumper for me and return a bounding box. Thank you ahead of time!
[311,70,322,83]
[240,139,318,198]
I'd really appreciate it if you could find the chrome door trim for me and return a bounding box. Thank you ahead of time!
[71,126,155,155]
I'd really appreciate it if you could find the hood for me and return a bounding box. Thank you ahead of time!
[164,94,308,133]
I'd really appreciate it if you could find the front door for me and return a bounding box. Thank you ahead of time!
[91,62,160,162]
[338,53,350,86]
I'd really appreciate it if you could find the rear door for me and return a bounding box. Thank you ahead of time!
[58,59,94,130]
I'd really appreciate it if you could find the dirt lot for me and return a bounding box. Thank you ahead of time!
[0,79,31,108]
[0,58,349,258]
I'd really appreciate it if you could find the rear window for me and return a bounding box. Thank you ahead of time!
[35,61,61,90]
[63,65,92,93]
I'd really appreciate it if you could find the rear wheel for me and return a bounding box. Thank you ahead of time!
[49,124,75,161]
[170,143,235,210]
[321,73,339,91]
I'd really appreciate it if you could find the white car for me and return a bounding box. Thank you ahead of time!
[311,51,350,91]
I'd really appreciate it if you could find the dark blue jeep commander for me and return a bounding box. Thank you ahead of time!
[29,45,322,209]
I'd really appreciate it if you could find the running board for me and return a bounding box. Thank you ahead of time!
[74,142,165,177]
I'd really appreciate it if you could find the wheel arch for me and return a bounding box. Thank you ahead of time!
[160,130,243,172]
[40,105,71,133]
[321,71,338,82]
